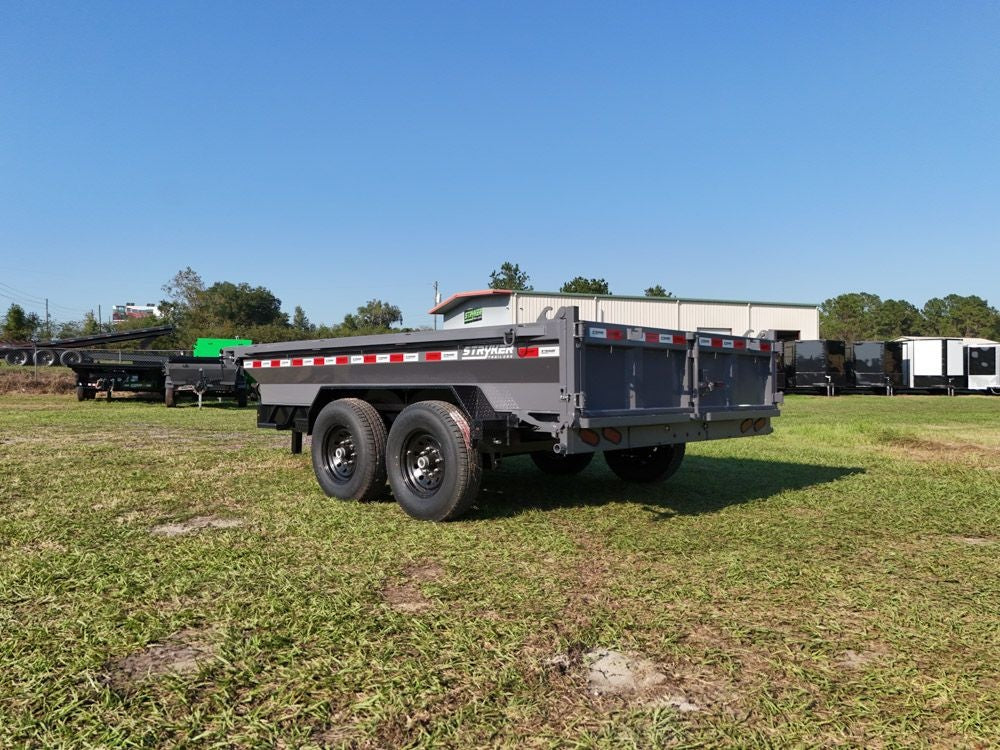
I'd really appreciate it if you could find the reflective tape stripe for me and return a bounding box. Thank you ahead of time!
[245,344,564,369]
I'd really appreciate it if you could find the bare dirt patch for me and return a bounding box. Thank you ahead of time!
[950,535,996,546]
[150,515,244,537]
[879,435,1000,466]
[585,648,668,695]
[381,561,445,613]
[102,627,216,690]
[544,646,735,714]
[834,648,885,671]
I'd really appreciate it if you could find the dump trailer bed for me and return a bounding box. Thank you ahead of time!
[231,306,780,521]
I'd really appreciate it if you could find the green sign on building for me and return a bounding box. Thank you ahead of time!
[463,307,483,324]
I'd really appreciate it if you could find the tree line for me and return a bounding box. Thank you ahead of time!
[4,264,997,347]
[1,267,408,348]
[819,292,999,342]
[487,261,671,297]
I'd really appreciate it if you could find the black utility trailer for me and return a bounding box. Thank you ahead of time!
[230,306,781,521]
[164,357,248,407]
[70,350,247,406]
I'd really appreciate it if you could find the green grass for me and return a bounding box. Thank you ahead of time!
[1,393,998,747]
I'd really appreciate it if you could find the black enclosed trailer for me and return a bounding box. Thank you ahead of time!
[229,306,781,521]
[848,341,903,394]
[782,340,848,394]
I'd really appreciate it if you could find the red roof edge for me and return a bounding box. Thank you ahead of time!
[428,289,513,314]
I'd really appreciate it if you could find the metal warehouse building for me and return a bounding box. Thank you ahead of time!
[430,290,820,340]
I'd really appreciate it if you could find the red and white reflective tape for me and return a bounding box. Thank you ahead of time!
[698,336,773,353]
[588,327,626,341]
[642,331,688,345]
[245,345,558,369]
[590,326,685,345]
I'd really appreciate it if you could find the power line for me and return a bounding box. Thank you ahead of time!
[0,282,89,315]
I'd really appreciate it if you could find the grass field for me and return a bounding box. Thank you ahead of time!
[1,391,998,747]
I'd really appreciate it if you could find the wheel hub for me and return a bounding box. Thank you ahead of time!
[325,428,357,481]
[403,434,444,495]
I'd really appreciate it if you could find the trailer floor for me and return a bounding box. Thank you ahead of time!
[1,394,998,747]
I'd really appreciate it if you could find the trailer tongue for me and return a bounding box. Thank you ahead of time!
[231,306,781,521]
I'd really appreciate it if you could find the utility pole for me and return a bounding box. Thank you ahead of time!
[432,281,440,330]
[45,298,51,339]
[98,304,102,331]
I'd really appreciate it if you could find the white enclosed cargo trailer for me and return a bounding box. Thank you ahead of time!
[966,345,1000,392]
[899,338,966,391]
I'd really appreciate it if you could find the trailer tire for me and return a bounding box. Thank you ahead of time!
[531,450,593,475]
[5,350,29,366]
[76,386,87,402]
[236,388,248,407]
[604,443,685,483]
[164,386,176,408]
[35,349,57,367]
[386,401,481,521]
[60,350,83,366]
[312,398,388,503]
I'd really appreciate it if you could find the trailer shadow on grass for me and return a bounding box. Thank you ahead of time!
[474,455,864,519]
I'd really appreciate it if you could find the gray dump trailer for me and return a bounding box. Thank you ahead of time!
[230,306,780,521]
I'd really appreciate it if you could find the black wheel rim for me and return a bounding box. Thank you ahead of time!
[323,427,357,482]
[624,446,661,466]
[401,431,445,497]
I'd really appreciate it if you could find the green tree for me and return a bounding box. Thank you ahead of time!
[192,282,289,328]
[818,292,882,342]
[343,299,403,330]
[644,285,673,298]
[560,277,611,295]
[872,299,923,339]
[488,262,533,291]
[2,303,36,340]
[921,294,1000,338]
[162,267,205,309]
[82,311,101,335]
[292,305,313,333]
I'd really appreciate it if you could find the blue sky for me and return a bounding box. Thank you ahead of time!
[1,1,998,329]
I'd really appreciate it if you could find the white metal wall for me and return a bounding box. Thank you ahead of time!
[505,294,818,338]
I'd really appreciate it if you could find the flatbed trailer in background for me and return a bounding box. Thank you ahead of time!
[1,325,175,366]
[230,306,781,521]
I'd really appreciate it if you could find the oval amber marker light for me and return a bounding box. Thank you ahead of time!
[754,418,767,431]
[580,429,600,446]
[740,418,753,433]
[602,427,622,444]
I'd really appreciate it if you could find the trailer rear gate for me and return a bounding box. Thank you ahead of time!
[233,306,780,521]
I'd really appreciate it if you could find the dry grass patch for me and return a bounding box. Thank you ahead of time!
[102,627,217,691]
[150,515,245,537]
[381,560,445,613]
